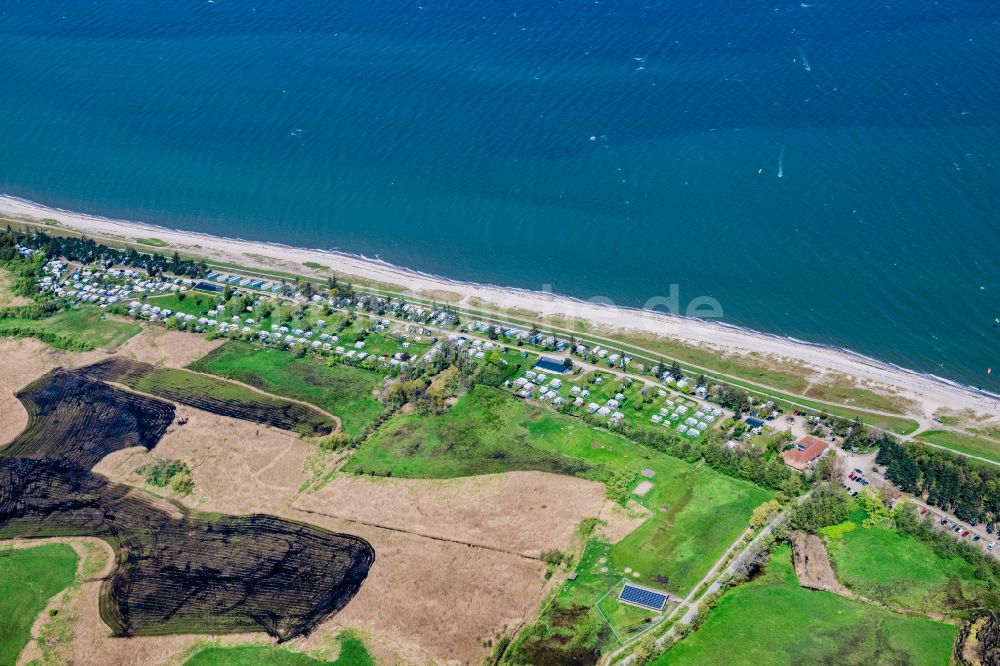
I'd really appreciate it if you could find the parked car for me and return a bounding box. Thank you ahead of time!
[973,535,981,542]
[962,531,970,538]
[940,518,948,525]
[919,508,928,516]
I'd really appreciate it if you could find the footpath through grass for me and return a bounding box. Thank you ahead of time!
[184,632,374,666]
[190,342,384,439]
[0,543,79,665]
[825,509,996,613]
[656,544,957,666]
[915,429,1000,464]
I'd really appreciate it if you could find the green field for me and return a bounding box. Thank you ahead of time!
[0,543,79,665]
[184,632,373,666]
[349,385,770,595]
[826,512,994,613]
[137,237,169,247]
[915,429,1000,464]
[190,342,384,438]
[656,545,957,666]
[0,308,141,350]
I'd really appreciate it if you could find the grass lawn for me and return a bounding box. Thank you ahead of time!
[657,544,957,666]
[184,632,373,666]
[826,511,994,613]
[189,341,384,438]
[915,429,1000,464]
[0,307,141,350]
[0,543,79,665]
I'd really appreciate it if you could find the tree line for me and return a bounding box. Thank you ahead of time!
[877,438,1000,525]
[1,227,209,278]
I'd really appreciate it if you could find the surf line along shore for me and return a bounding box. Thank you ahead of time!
[0,193,995,421]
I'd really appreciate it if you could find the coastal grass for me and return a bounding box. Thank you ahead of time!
[826,511,995,613]
[348,386,771,595]
[804,380,914,415]
[0,308,141,350]
[0,543,79,665]
[136,237,169,247]
[302,261,328,271]
[189,341,384,438]
[914,429,1000,464]
[184,631,373,665]
[656,544,957,666]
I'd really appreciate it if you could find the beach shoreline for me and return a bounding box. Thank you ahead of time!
[0,193,996,421]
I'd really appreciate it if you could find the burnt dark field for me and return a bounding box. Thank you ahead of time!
[79,357,337,437]
[0,368,373,640]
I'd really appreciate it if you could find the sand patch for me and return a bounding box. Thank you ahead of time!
[597,500,652,544]
[0,338,104,447]
[294,471,607,557]
[116,327,223,368]
[632,481,654,497]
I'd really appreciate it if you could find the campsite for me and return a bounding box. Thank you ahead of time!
[1,227,998,665]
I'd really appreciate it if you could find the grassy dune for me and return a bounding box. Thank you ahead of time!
[915,429,1000,464]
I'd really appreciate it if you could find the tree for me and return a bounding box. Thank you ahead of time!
[749,499,781,529]
[562,357,574,371]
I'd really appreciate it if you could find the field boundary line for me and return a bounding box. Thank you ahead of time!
[290,505,544,562]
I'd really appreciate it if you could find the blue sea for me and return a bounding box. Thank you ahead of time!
[1,0,998,391]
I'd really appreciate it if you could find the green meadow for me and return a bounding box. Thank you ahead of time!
[190,341,385,438]
[349,385,771,595]
[825,510,996,613]
[0,543,79,665]
[657,545,957,666]
[0,308,141,351]
[184,632,373,666]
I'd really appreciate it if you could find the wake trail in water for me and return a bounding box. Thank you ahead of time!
[778,146,785,178]
[798,47,812,72]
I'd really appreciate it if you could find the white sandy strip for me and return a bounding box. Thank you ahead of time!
[1,195,996,420]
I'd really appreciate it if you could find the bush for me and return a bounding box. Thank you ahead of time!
[605,469,637,507]
[137,458,193,495]
[788,483,851,532]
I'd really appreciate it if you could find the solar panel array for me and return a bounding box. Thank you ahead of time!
[618,584,667,611]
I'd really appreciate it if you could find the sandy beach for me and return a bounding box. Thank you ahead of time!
[0,194,995,422]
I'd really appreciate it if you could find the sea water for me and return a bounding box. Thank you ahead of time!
[0,0,998,390]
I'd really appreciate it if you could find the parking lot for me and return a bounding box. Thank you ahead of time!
[836,449,998,557]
